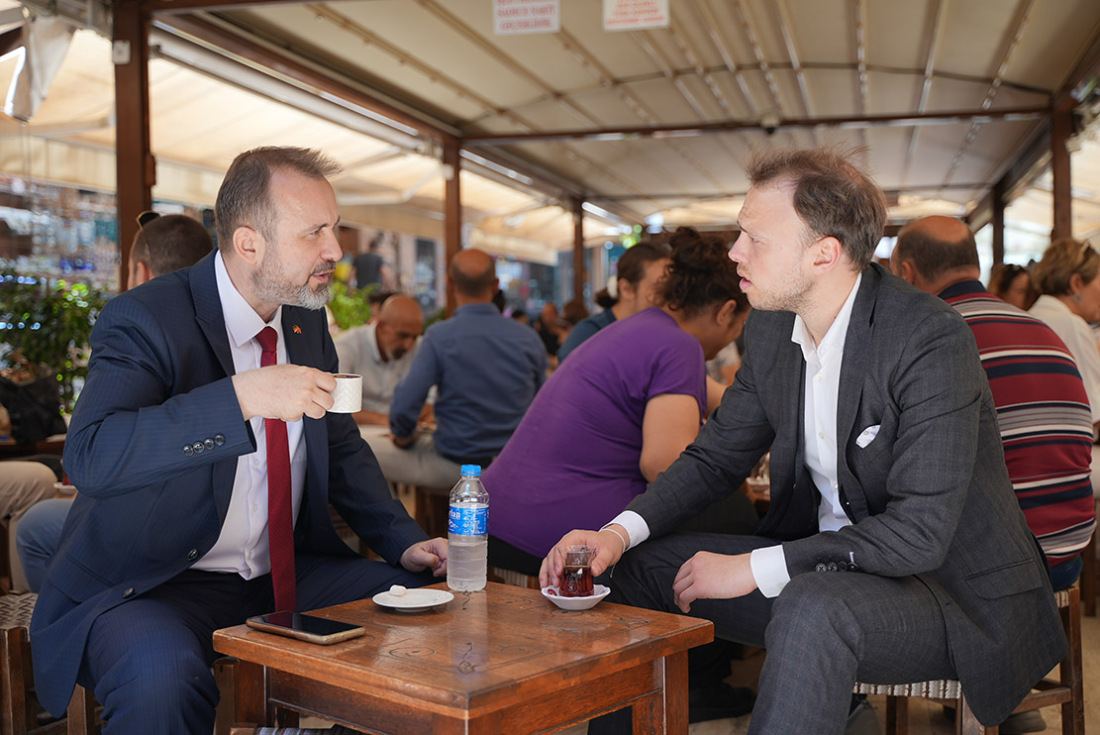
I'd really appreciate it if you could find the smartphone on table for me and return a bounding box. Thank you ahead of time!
[245,611,365,645]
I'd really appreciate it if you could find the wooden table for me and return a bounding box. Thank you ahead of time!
[214,581,713,734]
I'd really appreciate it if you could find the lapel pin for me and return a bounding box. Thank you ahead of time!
[293,325,302,334]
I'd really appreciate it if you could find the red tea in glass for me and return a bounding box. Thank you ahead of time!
[560,546,594,597]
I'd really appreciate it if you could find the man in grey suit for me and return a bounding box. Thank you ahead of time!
[542,147,1065,734]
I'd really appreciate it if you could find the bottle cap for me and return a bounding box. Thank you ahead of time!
[460,464,482,477]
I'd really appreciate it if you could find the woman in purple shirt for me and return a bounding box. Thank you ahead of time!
[486,228,750,575]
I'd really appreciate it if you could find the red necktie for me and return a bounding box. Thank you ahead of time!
[255,326,296,612]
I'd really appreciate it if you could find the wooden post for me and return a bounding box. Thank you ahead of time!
[113,0,154,292]
[572,197,584,302]
[443,137,461,315]
[991,179,1005,266]
[1051,107,1072,241]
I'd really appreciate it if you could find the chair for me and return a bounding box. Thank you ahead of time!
[1080,499,1097,617]
[853,586,1083,735]
[0,592,66,735]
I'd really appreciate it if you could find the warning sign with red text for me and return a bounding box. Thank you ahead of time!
[494,0,560,35]
[603,0,670,31]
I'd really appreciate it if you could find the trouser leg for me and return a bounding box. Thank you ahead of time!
[748,572,954,735]
[78,571,272,735]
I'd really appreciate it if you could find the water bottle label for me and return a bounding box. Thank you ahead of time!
[449,504,488,535]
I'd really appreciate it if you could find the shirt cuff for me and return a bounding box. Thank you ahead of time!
[604,510,650,550]
[750,545,790,598]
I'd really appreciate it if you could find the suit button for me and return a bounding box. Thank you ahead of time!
[815,563,828,572]
[182,444,193,456]
[123,587,135,599]
[827,562,839,572]
[214,434,225,446]
[192,441,205,454]
[187,548,199,560]
[204,438,215,450]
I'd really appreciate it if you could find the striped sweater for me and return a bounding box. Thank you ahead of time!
[941,280,1095,564]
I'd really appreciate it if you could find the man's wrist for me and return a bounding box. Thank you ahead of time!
[600,524,630,556]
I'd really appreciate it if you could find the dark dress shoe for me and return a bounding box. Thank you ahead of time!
[687,682,756,723]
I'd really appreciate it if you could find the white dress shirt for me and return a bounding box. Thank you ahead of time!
[607,273,863,599]
[192,251,307,577]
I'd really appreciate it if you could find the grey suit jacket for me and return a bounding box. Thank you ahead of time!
[628,262,1065,725]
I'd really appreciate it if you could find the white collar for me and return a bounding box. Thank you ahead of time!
[790,271,863,363]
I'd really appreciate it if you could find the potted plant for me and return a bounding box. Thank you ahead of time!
[0,273,109,414]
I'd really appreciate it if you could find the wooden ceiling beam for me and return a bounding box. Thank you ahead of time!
[155,13,454,145]
[464,107,1049,145]
[143,0,312,14]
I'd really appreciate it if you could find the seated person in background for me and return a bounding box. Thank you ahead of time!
[0,458,57,591]
[16,212,216,593]
[1028,239,1100,431]
[988,262,1037,310]
[557,241,670,362]
[487,226,751,576]
[29,147,446,733]
[893,216,1095,592]
[334,294,425,427]
[533,302,560,358]
[543,147,1065,735]
[1028,239,1100,496]
[366,248,547,489]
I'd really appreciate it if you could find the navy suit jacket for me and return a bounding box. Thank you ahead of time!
[628,263,1066,725]
[30,253,427,714]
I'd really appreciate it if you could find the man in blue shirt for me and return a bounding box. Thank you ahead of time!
[367,248,547,488]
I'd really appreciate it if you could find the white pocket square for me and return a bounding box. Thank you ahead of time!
[856,425,880,448]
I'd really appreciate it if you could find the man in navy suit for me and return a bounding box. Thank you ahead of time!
[30,147,448,734]
[543,148,1065,734]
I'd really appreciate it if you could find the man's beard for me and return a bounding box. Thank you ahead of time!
[746,266,813,314]
[253,253,334,311]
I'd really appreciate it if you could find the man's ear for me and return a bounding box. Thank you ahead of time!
[233,225,262,265]
[895,259,918,285]
[811,236,843,273]
[132,260,154,287]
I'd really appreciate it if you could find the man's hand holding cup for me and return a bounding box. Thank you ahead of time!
[539,524,630,590]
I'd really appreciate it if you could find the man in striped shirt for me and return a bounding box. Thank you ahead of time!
[893,216,1095,591]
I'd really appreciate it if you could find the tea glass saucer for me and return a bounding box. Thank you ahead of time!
[541,584,611,611]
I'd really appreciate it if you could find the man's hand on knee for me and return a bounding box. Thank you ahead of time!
[672,551,758,613]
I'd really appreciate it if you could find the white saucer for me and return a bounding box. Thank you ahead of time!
[372,588,454,612]
[541,584,611,611]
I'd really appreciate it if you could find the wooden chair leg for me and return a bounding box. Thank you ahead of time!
[66,685,97,735]
[2,626,28,735]
[1061,587,1085,735]
[957,696,993,735]
[885,694,907,735]
[1082,521,1096,617]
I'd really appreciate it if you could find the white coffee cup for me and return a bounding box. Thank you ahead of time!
[330,373,363,413]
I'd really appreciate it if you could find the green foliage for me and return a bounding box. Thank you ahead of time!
[425,307,447,329]
[328,281,374,331]
[0,275,109,411]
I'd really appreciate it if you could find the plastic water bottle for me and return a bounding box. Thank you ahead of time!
[447,464,489,591]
